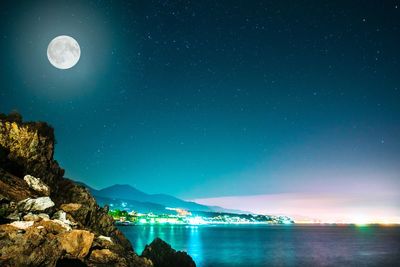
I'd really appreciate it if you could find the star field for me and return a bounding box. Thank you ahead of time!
[0,1,399,203]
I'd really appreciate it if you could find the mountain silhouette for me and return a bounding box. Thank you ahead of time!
[77,182,246,214]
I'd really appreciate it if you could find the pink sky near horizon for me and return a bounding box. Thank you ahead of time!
[193,192,400,223]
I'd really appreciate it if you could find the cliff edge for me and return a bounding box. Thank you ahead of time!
[0,112,195,267]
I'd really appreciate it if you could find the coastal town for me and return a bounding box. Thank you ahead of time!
[109,207,294,225]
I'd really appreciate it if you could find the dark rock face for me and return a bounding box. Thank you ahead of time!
[0,113,195,267]
[0,117,63,185]
[142,238,196,267]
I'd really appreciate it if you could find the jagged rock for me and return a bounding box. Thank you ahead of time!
[0,170,40,202]
[9,220,34,229]
[18,197,55,212]
[0,222,63,266]
[52,179,117,237]
[24,175,50,196]
[142,238,196,267]
[58,230,94,258]
[0,119,64,186]
[89,249,118,263]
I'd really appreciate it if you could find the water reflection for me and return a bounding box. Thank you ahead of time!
[120,224,400,267]
[187,226,203,266]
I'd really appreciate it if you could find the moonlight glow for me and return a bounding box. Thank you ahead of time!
[47,35,80,69]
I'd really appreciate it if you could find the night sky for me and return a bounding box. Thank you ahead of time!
[1,1,399,221]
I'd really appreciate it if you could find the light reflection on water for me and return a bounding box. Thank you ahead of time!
[188,226,203,266]
[119,224,400,267]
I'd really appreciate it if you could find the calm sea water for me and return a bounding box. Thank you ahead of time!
[119,224,400,267]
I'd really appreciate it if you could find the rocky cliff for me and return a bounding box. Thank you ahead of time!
[0,113,195,267]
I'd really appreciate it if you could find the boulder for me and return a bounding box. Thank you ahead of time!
[58,230,94,258]
[89,249,118,263]
[142,238,196,267]
[23,175,50,196]
[60,203,82,212]
[18,197,54,212]
[23,212,41,222]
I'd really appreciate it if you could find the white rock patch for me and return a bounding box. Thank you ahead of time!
[10,221,34,229]
[18,197,55,212]
[98,235,113,243]
[24,175,50,195]
[52,219,72,231]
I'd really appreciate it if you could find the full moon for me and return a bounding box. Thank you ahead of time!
[47,35,80,69]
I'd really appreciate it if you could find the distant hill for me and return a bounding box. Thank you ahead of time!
[95,195,174,214]
[76,182,247,214]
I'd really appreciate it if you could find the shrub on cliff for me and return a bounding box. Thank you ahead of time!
[0,112,55,143]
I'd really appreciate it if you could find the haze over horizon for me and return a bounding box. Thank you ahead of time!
[1,1,399,223]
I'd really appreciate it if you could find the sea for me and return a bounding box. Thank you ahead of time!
[119,224,400,267]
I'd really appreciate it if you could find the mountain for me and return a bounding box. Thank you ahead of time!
[95,195,174,215]
[78,183,247,214]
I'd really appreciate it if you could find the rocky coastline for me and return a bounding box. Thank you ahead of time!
[0,112,195,267]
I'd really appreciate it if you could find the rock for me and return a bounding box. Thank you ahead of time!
[98,235,113,243]
[0,117,64,186]
[58,230,94,258]
[53,179,117,238]
[0,222,63,266]
[52,210,67,221]
[0,197,18,223]
[1,114,187,267]
[37,219,69,234]
[23,175,50,196]
[0,170,39,202]
[142,238,196,267]
[60,203,82,212]
[52,219,72,231]
[9,220,34,229]
[5,210,20,221]
[92,235,114,249]
[52,210,78,231]
[52,210,67,220]
[37,213,50,220]
[89,249,118,263]
[18,197,54,212]
[23,212,41,222]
